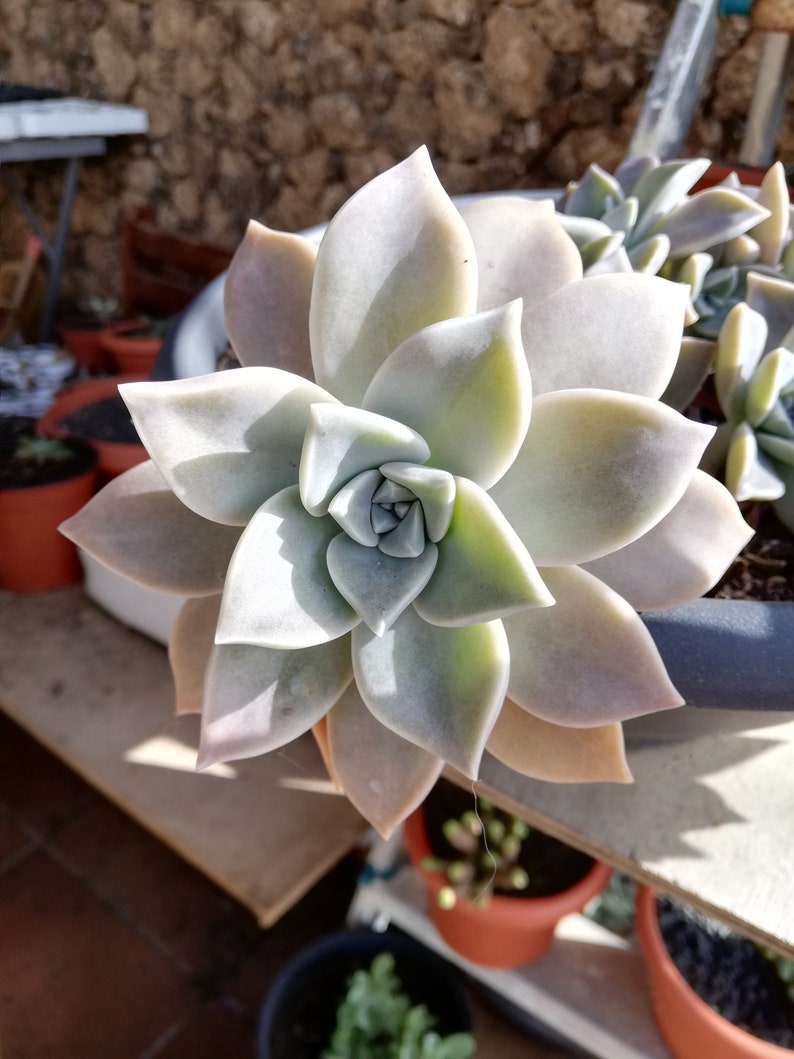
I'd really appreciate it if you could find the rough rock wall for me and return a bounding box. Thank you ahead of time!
[0,0,778,308]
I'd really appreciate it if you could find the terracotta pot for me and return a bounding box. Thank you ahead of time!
[635,885,792,1058]
[58,322,108,372]
[36,375,148,482]
[0,441,97,592]
[403,806,611,968]
[100,319,163,375]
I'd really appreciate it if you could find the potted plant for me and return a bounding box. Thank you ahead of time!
[256,929,474,1059]
[635,884,794,1057]
[56,295,121,373]
[36,374,148,482]
[60,146,772,837]
[100,314,173,375]
[402,780,610,968]
[0,421,97,592]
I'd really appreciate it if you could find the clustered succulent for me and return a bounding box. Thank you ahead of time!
[420,799,530,909]
[702,272,794,531]
[62,147,753,836]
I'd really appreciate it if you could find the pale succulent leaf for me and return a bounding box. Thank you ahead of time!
[224,220,317,377]
[504,565,683,726]
[582,470,753,610]
[653,188,770,259]
[754,162,790,266]
[554,213,614,252]
[327,683,443,837]
[630,158,711,244]
[414,476,554,627]
[563,163,623,217]
[300,403,430,516]
[519,273,687,399]
[486,700,632,783]
[721,234,760,267]
[60,460,242,594]
[490,389,713,566]
[120,370,337,526]
[352,607,509,777]
[746,272,794,352]
[217,486,359,648]
[614,154,659,195]
[583,246,633,276]
[746,348,794,427]
[661,337,715,412]
[362,301,531,489]
[310,147,478,405]
[378,500,426,557]
[758,431,794,466]
[626,234,670,274]
[327,535,438,635]
[580,232,626,271]
[169,595,222,715]
[725,422,785,501]
[459,196,582,313]
[198,637,353,766]
[714,303,767,419]
[601,196,638,232]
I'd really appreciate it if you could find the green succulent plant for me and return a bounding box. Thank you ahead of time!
[61,147,752,837]
[323,951,476,1059]
[703,273,794,532]
[420,799,530,909]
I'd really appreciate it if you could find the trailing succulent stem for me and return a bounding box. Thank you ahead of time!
[421,798,530,908]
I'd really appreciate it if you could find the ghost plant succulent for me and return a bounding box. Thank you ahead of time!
[703,272,794,532]
[61,148,753,837]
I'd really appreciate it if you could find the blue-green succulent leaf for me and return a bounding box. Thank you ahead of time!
[746,348,794,428]
[630,158,711,244]
[379,463,456,542]
[328,468,382,546]
[414,476,554,627]
[362,301,531,489]
[352,607,509,778]
[726,422,785,502]
[300,404,430,516]
[120,369,338,526]
[326,534,438,635]
[651,188,769,259]
[197,637,353,766]
[217,485,359,648]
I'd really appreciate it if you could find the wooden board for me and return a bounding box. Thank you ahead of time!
[0,587,369,927]
[469,708,794,956]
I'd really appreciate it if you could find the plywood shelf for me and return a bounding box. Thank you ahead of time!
[0,587,369,927]
[1,586,792,956]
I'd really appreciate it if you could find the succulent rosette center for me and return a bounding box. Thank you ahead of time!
[61,146,753,837]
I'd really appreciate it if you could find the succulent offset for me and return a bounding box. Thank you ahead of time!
[62,148,753,836]
[703,273,794,532]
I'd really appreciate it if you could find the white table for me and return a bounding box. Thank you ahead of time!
[0,97,148,341]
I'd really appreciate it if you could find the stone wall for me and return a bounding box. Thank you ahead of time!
[0,0,779,308]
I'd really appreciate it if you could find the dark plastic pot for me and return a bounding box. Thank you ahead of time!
[256,928,472,1059]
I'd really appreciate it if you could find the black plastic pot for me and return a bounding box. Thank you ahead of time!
[257,928,473,1059]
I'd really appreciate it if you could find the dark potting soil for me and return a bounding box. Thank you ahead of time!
[0,438,96,488]
[59,395,141,445]
[422,779,594,898]
[712,505,794,602]
[657,895,794,1048]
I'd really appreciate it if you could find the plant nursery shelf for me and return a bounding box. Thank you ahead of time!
[0,586,369,927]
[1,587,794,957]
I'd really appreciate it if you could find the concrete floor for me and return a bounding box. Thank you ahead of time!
[0,710,577,1058]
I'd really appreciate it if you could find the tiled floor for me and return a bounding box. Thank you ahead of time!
[0,711,576,1059]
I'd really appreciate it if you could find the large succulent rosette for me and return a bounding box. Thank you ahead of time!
[63,149,752,836]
